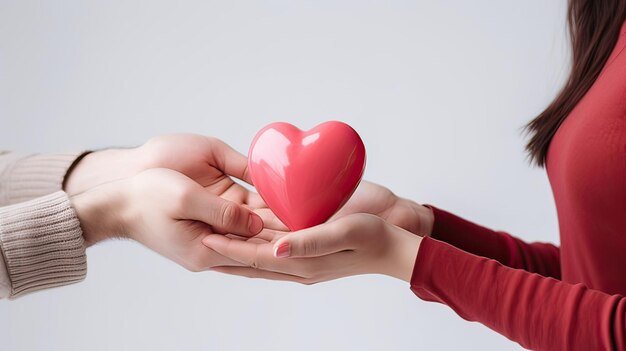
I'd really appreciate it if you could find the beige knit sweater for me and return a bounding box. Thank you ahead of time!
[0,151,87,299]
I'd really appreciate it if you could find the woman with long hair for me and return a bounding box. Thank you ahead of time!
[203,1,626,349]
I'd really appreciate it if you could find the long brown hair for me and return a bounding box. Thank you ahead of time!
[525,0,626,166]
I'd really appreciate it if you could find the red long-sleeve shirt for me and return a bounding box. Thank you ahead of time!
[410,23,626,350]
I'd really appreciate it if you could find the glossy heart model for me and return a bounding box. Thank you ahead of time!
[248,121,366,231]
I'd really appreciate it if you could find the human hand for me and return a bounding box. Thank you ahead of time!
[64,133,266,209]
[257,180,435,236]
[71,168,269,271]
[331,181,434,236]
[202,214,422,283]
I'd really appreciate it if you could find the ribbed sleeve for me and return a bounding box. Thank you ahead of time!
[0,152,86,206]
[0,191,87,298]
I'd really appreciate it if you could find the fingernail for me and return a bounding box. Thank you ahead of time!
[249,214,263,234]
[274,243,290,258]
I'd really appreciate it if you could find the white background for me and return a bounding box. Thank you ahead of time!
[0,1,569,350]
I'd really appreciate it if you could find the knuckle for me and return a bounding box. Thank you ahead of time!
[359,213,384,230]
[172,185,194,212]
[248,245,261,269]
[343,220,363,240]
[343,224,359,241]
[140,139,165,167]
[210,137,228,149]
[241,163,251,181]
[301,238,318,257]
[219,202,240,228]
[204,136,218,144]
[245,256,259,270]
[327,219,343,232]
[233,241,259,269]
[205,136,225,152]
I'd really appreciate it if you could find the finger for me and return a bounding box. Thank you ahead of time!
[210,138,253,185]
[225,234,248,240]
[185,233,248,269]
[245,191,268,209]
[254,208,289,231]
[204,234,357,279]
[252,227,286,242]
[191,246,248,269]
[226,228,284,243]
[184,189,264,237]
[224,234,272,244]
[202,234,271,268]
[211,266,310,283]
[219,183,250,205]
[247,237,271,244]
[272,223,356,259]
[203,234,308,274]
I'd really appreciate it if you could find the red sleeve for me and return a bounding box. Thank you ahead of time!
[425,206,561,278]
[411,237,626,351]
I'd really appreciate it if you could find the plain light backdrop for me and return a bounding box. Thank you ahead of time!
[0,1,569,350]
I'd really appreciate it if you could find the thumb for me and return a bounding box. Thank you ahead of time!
[184,189,264,237]
[272,223,354,258]
[210,138,253,185]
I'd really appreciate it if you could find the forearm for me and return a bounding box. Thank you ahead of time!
[410,237,625,350]
[424,206,561,278]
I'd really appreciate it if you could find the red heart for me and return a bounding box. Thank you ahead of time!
[248,121,366,231]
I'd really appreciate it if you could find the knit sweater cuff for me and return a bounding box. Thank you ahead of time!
[0,152,87,206]
[0,191,87,298]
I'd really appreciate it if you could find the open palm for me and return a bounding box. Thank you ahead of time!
[331,181,427,235]
[248,180,431,247]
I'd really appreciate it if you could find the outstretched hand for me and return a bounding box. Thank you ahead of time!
[65,133,267,210]
[202,213,422,284]
[331,181,434,236]
[256,180,435,236]
[68,134,275,272]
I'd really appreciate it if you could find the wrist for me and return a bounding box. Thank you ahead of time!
[71,180,128,246]
[408,200,428,237]
[416,204,434,237]
[64,148,142,196]
[385,225,422,282]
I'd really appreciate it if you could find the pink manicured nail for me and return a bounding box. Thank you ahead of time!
[274,243,291,258]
